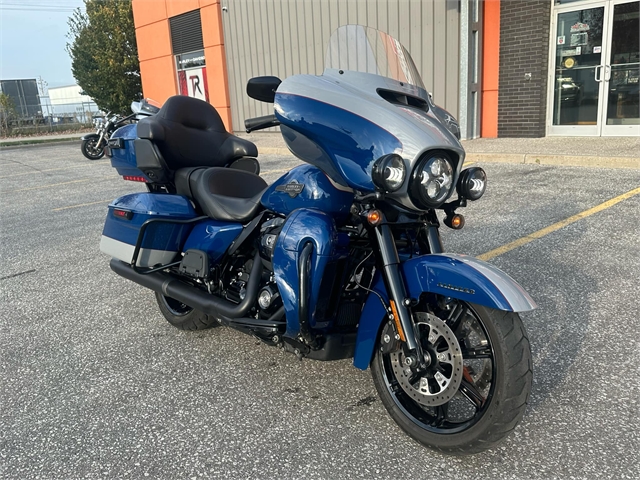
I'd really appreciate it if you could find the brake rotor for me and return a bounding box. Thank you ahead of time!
[390,312,463,407]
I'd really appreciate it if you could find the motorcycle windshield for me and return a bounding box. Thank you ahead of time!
[324,25,425,91]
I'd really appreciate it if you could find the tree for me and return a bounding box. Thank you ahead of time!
[0,93,17,136]
[67,0,141,114]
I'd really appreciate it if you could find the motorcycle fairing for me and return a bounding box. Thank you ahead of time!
[274,92,403,191]
[272,208,348,338]
[352,254,537,370]
[260,164,354,218]
[274,71,465,209]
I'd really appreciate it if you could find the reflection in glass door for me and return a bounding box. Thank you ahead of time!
[549,0,640,136]
[550,4,606,135]
[602,0,640,136]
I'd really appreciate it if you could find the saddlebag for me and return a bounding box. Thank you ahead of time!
[100,193,197,268]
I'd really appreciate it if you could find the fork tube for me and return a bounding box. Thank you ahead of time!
[373,220,423,358]
[426,225,443,254]
[425,210,444,254]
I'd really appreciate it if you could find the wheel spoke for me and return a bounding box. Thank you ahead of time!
[389,378,402,395]
[432,402,449,427]
[459,378,486,409]
[461,345,492,359]
[446,302,465,333]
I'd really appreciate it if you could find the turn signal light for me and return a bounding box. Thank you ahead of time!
[122,175,147,182]
[444,214,465,229]
[366,209,383,226]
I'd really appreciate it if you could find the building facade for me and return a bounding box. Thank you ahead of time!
[131,0,639,138]
[47,85,99,123]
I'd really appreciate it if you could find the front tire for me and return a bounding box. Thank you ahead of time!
[371,302,532,455]
[81,136,105,160]
[155,292,220,331]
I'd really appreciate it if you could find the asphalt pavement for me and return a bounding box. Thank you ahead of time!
[1,143,639,479]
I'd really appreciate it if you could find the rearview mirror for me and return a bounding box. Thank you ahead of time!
[247,76,282,103]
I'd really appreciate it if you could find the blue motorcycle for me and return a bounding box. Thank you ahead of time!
[101,25,535,454]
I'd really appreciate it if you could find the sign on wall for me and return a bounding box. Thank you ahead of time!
[175,50,209,103]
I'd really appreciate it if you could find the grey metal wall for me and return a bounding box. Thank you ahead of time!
[221,0,461,132]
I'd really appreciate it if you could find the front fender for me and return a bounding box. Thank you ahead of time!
[81,133,99,141]
[352,253,536,370]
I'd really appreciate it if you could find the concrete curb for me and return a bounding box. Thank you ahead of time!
[0,138,82,148]
[464,152,640,169]
[258,147,640,169]
[1,138,637,170]
[0,138,81,151]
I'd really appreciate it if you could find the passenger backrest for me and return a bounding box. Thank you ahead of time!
[136,95,257,170]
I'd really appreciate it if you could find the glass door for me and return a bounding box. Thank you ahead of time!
[549,2,608,135]
[601,0,640,136]
[549,0,640,136]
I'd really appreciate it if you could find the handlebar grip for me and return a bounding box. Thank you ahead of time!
[244,114,280,133]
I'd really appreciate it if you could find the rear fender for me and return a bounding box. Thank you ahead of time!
[352,253,536,370]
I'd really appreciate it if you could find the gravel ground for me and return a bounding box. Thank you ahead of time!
[1,143,639,479]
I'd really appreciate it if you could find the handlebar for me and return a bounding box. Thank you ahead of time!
[245,114,280,133]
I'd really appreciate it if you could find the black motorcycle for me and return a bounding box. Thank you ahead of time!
[81,99,160,160]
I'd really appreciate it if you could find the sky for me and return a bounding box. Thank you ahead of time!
[0,0,86,89]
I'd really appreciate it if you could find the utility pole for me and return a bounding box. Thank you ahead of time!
[37,76,52,129]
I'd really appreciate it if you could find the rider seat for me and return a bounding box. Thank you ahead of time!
[175,167,267,223]
[136,95,258,171]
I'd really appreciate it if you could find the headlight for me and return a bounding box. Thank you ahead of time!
[372,154,406,192]
[409,153,455,208]
[457,167,486,201]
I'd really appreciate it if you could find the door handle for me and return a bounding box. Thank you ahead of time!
[594,65,603,82]
[603,65,612,82]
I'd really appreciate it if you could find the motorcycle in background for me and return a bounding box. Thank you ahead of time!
[80,98,160,160]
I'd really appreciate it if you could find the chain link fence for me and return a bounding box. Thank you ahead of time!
[0,101,101,137]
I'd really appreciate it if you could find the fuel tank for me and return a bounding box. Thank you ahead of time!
[261,164,354,219]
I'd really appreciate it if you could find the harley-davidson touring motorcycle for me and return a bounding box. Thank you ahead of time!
[101,26,534,454]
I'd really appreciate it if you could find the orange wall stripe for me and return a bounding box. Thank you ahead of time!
[481,0,500,138]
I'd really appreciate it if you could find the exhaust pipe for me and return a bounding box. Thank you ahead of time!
[110,251,263,319]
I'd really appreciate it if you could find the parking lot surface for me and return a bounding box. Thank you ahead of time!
[1,143,639,479]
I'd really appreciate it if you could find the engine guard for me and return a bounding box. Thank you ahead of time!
[352,253,536,370]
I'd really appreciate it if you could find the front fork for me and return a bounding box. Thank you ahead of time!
[371,211,442,369]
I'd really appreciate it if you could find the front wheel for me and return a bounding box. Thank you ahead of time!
[81,135,105,160]
[371,302,532,455]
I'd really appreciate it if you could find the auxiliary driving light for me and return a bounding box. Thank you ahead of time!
[372,154,406,192]
[456,167,487,201]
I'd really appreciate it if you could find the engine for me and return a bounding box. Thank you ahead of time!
[222,216,286,318]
